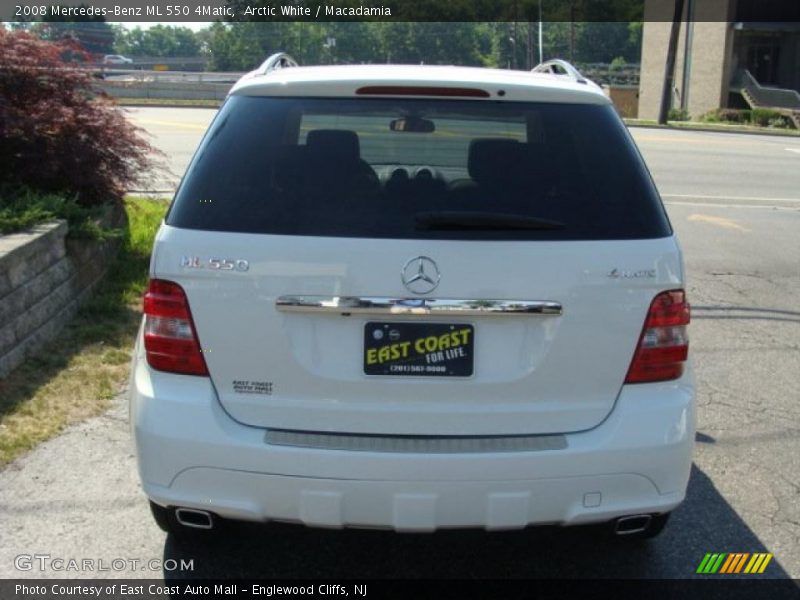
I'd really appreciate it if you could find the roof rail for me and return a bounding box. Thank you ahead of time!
[532,59,587,84]
[257,52,299,76]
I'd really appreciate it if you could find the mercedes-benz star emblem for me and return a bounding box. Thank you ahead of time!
[401,256,441,295]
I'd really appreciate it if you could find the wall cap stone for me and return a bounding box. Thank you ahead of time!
[0,220,67,270]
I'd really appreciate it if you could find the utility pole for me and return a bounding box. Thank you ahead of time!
[569,4,575,62]
[538,0,543,64]
[512,21,518,69]
[527,22,534,70]
[658,0,686,124]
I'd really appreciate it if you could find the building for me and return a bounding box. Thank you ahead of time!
[638,0,800,121]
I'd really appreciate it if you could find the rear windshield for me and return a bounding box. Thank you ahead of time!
[167,95,671,241]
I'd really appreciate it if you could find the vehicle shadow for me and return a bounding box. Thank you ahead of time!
[161,464,790,579]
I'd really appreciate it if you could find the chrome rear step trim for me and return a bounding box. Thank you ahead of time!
[265,430,568,453]
[275,296,562,317]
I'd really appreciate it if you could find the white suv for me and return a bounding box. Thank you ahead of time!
[131,54,694,539]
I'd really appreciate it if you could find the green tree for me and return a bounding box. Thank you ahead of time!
[114,25,200,57]
[34,16,114,56]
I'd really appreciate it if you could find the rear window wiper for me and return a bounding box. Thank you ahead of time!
[414,211,566,231]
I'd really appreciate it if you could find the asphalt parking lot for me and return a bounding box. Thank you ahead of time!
[0,109,798,581]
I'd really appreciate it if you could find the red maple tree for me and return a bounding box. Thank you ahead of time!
[0,28,155,206]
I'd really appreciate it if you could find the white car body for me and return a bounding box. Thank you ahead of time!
[131,61,695,534]
[103,54,133,65]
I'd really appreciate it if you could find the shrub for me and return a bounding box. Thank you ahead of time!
[701,108,793,129]
[667,107,690,122]
[0,29,155,207]
[716,109,749,123]
[750,108,792,128]
[0,186,122,239]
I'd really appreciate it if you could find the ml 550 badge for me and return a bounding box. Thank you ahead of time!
[181,256,249,272]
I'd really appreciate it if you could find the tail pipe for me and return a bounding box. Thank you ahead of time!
[614,514,653,535]
[174,508,214,530]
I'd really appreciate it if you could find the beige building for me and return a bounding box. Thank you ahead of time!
[638,0,800,120]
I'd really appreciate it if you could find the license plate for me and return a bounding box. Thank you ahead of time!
[364,322,474,377]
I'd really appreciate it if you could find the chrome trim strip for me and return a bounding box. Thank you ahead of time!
[265,430,568,453]
[275,296,562,316]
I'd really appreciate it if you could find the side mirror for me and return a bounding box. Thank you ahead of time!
[390,117,435,133]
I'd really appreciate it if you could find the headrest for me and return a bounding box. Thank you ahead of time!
[467,139,523,186]
[306,129,361,162]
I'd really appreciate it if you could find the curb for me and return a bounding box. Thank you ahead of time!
[624,121,800,138]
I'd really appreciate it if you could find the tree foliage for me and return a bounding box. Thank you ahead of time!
[198,21,642,72]
[34,18,115,56]
[0,29,154,205]
[114,25,201,57]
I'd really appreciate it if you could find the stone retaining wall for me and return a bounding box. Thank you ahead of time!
[0,220,122,378]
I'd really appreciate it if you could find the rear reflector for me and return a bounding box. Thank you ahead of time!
[625,290,690,384]
[143,279,208,376]
[356,86,490,98]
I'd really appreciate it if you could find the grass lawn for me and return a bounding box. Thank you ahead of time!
[0,196,168,468]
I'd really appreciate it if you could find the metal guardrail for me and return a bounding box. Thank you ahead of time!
[99,68,245,83]
[578,63,640,86]
[532,60,640,87]
[92,60,642,103]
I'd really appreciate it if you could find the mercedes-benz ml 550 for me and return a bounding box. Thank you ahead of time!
[130,55,694,539]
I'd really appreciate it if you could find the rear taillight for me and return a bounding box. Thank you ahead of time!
[625,290,690,384]
[143,279,208,376]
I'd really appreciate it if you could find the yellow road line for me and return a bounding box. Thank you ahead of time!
[687,213,749,232]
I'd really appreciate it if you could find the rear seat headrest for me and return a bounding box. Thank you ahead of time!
[468,139,523,186]
[306,129,361,162]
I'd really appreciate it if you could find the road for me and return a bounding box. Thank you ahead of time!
[1,108,798,581]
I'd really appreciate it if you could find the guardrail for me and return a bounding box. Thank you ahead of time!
[90,63,642,103]
[97,79,232,101]
[578,62,640,86]
[99,68,245,83]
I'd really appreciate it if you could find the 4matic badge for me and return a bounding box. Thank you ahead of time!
[607,268,656,279]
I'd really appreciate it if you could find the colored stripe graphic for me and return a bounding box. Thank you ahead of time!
[697,553,727,574]
[719,554,737,573]
[744,553,773,574]
[698,553,773,574]
[720,553,750,573]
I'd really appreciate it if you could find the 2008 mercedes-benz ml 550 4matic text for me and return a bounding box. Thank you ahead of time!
[130,54,694,539]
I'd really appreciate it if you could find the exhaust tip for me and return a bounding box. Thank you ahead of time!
[174,508,214,530]
[614,514,652,535]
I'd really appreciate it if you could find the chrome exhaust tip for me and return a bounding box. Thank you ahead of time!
[614,514,652,535]
[174,508,214,530]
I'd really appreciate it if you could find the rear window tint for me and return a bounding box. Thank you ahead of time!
[167,96,671,241]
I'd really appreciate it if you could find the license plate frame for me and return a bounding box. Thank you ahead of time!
[363,322,474,377]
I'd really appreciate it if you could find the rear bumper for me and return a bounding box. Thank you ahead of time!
[130,354,695,531]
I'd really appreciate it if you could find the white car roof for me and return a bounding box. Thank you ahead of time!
[229,64,610,105]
